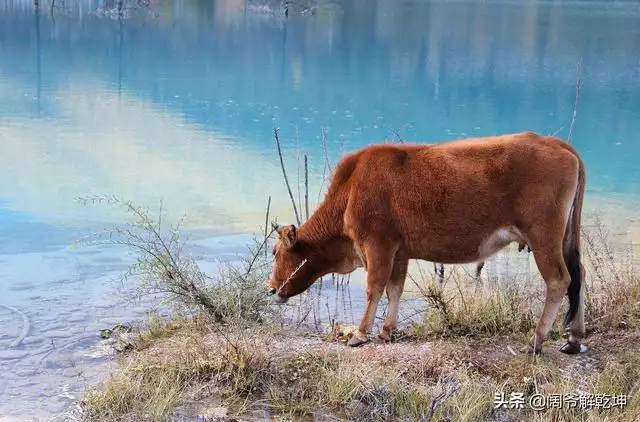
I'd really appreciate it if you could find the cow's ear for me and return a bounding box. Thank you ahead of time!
[280,225,297,248]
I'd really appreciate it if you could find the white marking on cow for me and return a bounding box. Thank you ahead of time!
[477,226,525,260]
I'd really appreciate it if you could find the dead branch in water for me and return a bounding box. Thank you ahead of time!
[264,196,271,258]
[321,126,332,174]
[304,154,309,221]
[295,127,302,219]
[274,127,301,226]
[567,59,583,143]
[392,127,405,144]
[317,126,333,205]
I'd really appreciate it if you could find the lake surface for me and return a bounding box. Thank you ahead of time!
[1,0,640,419]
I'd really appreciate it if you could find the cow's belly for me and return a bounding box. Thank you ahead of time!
[402,225,525,265]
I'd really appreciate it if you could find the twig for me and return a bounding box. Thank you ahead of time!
[391,122,412,144]
[264,196,271,258]
[321,126,332,174]
[392,127,404,144]
[317,126,332,205]
[245,227,277,276]
[567,59,583,143]
[295,127,302,219]
[273,127,301,225]
[276,259,308,295]
[551,126,564,137]
[425,375,461,421]
[304,155,309,221]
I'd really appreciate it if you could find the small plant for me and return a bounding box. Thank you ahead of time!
[582,212,640,332]
[75,195,278,326]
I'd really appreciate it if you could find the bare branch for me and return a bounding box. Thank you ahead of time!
[304,155,309,221]
[273,127,301,225]
[264,195,271,258]
[567,58,583,143]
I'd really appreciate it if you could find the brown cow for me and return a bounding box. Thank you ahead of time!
[268,132,586,355]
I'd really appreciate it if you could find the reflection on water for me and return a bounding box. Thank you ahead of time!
[1,0,640,419]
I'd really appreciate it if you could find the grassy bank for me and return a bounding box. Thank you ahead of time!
[82,324,640,421]
[76,199,640,421]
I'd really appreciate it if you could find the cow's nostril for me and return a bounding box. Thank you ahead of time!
[268,288,277,295]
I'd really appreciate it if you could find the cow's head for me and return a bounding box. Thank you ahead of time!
[267,222,320,303]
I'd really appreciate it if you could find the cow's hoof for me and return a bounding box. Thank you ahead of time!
[378,330,393,343]
[347,332,369,347]
[560,341,588,355]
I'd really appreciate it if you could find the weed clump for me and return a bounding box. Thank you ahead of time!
[411,276,538,339]
[75,195,278,326]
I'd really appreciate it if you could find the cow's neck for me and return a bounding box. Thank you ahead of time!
[298,195,346,247]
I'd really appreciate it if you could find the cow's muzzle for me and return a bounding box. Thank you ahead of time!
[272,294,289,304]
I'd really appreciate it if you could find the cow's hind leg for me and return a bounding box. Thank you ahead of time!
[348,243,396,347]
[434,263,445,283]
[379,257,408,342]
[475,261,485,280]
[561,261,587,354]
[526,246,571,354]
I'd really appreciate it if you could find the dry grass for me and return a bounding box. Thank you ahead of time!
[81,319,640,421]
[409,274,540,340]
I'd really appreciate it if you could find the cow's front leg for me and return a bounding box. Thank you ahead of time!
[347,242,396,347]
[379,257,408,342]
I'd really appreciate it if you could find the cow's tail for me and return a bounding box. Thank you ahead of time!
[563,154,586,329]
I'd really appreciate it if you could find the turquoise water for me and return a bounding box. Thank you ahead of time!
[1,0,640,419]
